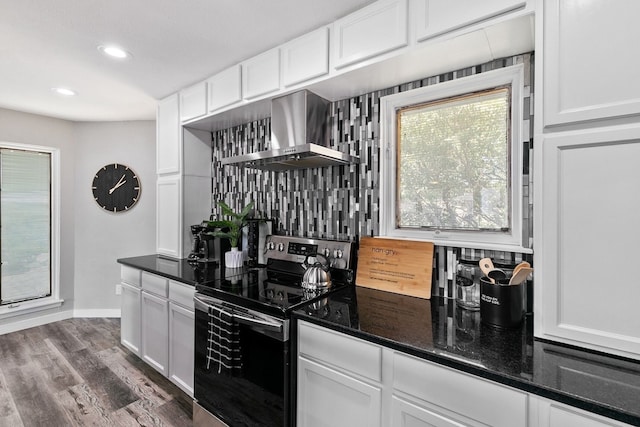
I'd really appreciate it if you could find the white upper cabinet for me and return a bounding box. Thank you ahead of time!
[543,0,640,127]
[536,124,640,360]
[413,0,527,42]
[156,176,182,258]
[281,26,330,87]
[156,94,181,175]
[332,0,408,69]
[207,64,242,113]
[179,82,207,122]
[242,48,280,100]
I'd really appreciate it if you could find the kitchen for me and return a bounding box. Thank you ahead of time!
[1,0,640,426]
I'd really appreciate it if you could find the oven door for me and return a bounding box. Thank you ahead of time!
[194,293,290,427]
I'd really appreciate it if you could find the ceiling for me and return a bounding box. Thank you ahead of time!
[0,0,375,122]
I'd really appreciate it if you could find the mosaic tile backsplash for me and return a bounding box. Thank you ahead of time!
[211,53,535,297]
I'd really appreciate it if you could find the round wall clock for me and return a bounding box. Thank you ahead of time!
[92,163,141,213]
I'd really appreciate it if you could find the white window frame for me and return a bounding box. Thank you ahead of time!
[0,142,63,318]
[380,65,527,252]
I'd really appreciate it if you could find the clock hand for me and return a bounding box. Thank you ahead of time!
[109,174,126,194]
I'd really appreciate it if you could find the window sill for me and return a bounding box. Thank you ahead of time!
[0,297,65,319]
[377,234,533,254]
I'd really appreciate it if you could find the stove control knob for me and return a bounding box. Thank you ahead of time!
[322,247,331,258]
[267,241,275,250]
[277,242,285,252]
[333,249,344,259]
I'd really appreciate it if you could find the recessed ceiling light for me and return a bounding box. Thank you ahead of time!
[52,87,77,96]
[98,45,131,59]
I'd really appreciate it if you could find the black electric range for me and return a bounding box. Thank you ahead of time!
[193,235,356,427]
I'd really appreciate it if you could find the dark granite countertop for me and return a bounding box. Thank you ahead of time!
[293,286,640,427]
[117,254,233,286]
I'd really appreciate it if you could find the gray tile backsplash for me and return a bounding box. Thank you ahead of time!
[210,53,535,296]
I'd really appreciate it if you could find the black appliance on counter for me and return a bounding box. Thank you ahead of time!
[193,235,356,427]
[243,218,275,267]
[188,222,231,265]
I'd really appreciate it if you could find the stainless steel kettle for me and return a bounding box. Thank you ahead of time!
[301,254,332,289]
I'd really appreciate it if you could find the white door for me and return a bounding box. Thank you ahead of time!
[169,302,194,396]
[141,291,169,375]
[120,282,141,355]
[297,357,382,427]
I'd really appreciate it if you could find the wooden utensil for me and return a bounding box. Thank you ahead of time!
[512,261,531,278]
[479,258,494,276]
[509,267,533,285]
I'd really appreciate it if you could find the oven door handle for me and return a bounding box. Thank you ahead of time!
[194,295,283,333]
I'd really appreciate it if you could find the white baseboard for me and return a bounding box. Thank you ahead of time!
[0,310,73,335]
[0,308,122,335]
[73,309,121,318]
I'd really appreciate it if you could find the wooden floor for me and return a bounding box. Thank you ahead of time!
[0,318,192,427]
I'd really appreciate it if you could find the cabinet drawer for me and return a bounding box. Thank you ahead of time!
[169,280,195,309]
[121,266,141,287]
[393,352,527,427]
[141,272,168,298]
[298,321,382,382]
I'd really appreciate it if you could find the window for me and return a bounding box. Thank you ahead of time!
[380,65,525,250]
[0,143,61,316]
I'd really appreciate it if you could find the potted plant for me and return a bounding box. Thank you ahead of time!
[207,200,254,268]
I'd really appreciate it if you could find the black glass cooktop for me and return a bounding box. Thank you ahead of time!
[195,267,348,318]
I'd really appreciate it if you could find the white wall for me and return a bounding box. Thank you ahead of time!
[0,108,157,330]
[0,108,76,325]
[73,121,156,315]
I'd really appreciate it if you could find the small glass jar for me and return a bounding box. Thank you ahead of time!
[456,262,481,310]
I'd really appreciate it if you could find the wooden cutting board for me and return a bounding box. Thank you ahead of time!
[356,237,434,299]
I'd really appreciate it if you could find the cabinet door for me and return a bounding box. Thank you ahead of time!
[141,291,169,375]
[156,94,181,175]
[242,48,280,100]
[297,357,382,427]
[332,0,408,69]
[169,302,194,397]
[536,397,632,427]
[281,26,330,87]
[207,65,242,113]
[156,176,182,258]
[536,126,640,359]
[542,0,640,126]
[414,0,527,41]
[180,82,207,122]
[391,396,471,427]
[120,282,141,356]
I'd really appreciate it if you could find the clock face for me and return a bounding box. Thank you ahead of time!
[92,163,141,213]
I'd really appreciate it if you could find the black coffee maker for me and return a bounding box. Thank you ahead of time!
[189,223,217,264]
[188,222,231,265]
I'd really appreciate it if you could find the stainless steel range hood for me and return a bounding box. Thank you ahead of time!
[220,90,356,171]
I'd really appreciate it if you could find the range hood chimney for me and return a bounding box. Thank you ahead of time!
[220,90,357,171]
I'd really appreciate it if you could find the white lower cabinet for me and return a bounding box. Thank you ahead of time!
[169,301,194,396]
[120,282,141,355]
[141,291,169,375]
[297,357,382,427]
[121,267,195,397]
[297,321,541,427]
[393,352,527,427]
[533,396,632,427]
[391,395,468,427]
